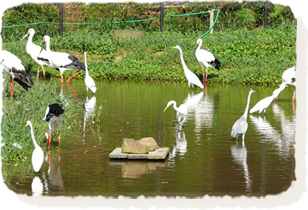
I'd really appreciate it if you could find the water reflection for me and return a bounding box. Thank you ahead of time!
[169,129,187,159]
[183,90,214,140]
[83,96,97,137]
[231,143,251,193]
[109,160,167,179]
[31,176,43,196]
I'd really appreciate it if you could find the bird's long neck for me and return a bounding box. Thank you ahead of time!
[171,101,179,112]
[243,91,253,119]
[29,122,39,148]
[177,48,188,71]
[84,54,89,76]
[28,33,34,44]
[45,40,51,53]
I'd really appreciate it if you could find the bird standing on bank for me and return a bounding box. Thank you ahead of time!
[250,82,287,115]
[84,52,97,94]
[163,100,188,127]
[171,45,204,90]
[24,120,44,173]
[40,35,85,86]
[43,103,65,148]
[21,28,51,80]
[0,50,34,98]
[231,88,255,144]
[194,38,221,86]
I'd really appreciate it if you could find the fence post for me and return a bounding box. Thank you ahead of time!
[59,3,64,36]
[160,2,164,32]
[210,10,214,34]
[264,0,268,28]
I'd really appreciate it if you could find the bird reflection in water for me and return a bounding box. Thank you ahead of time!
[231,143,251,193]
[169,129,187,159]
[31,176,43,196]
[83,96,97,138]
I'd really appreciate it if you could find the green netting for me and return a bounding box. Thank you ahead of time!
[2,9,219,37]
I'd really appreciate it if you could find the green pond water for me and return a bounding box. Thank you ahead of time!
[2,80,296,197]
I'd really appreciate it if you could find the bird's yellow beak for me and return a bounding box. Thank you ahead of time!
[23,124,27,129]
[170,46,176,49]
[163,106,169,112]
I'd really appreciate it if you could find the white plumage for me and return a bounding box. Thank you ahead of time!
[84,52,97,93]
[22,28,50,80]
[41,35,85,85]
[250,83,287,114]
[231,88,255,142]
[163,100,188,126]
[171,45,204,89]
[0,50,34,97]
[282,66,296,103]
[24,120,44,173]
[194,38,221,85]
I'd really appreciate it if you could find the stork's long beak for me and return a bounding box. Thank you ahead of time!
[23,124,27,129]
[21,33,29,41]
[194,43,199,54]
[170,46,176,50]
[40,41,45,54]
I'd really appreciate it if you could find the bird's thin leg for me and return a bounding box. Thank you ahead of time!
[205,68,208,85]
[48,128,52,149]
[58,130,61,149]
[242,134,245,142]
[66,70,81,84]
[36,64,40,80]
[242,138,245,147]
[292,86,296,103]
[202,67,205,86]
[10,77,14,99]
[42,65,46,81]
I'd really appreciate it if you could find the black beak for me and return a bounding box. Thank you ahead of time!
[40,41,45,54]
[193,43,199,55]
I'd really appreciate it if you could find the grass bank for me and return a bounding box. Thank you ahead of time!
[1,78,83,161]
[2,28,296,85]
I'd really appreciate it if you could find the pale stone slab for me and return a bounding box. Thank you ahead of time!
[109,147,169,160]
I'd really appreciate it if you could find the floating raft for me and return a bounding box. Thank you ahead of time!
[109,147,169,160]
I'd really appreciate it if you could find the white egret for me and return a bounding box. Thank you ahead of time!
[171,45,204,89]
[194,38,221,85]
[163,100,188,126]
[40,35,85,85]
[231,88,255,142]
[0,50,34,97]
[250,82,287,114]
[282,66,296,103]
[23,120,44,173]
[43,103,65,148]
[21,28,51,80]
[84,52,97,93]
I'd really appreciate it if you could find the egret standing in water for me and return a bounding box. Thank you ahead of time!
[171,46,204,90]
[1,50,34,98]
[43,103,65,148]
[194,38,221,86]
[84,52,97,94]
[24,121,44,173]
[231,88,255,144]
[163,100,188,127]
[21,28,51,80]
[250,82,287,114]
[40,35,85,86]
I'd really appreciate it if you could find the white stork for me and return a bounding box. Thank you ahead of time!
[43,103,65,148]
[194,38,221,86]
[21,28,51,80]
[40,35,85,86]
[0,50,34,98]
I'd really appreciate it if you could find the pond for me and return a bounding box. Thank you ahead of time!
[2,80,296,198]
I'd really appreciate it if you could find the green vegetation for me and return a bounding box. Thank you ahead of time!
[2,27,296,85]
[1,79,83,161]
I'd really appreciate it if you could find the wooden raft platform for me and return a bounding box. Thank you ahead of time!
[109,147,169,160]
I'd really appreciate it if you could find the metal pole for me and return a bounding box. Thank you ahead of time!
[160,2,164,32]
[264,0,268,28]
[59,3,64,36]
[210,10,214,34]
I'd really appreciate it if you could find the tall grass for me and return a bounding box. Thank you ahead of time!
[1,78,83,161]
[2,28,296,85]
